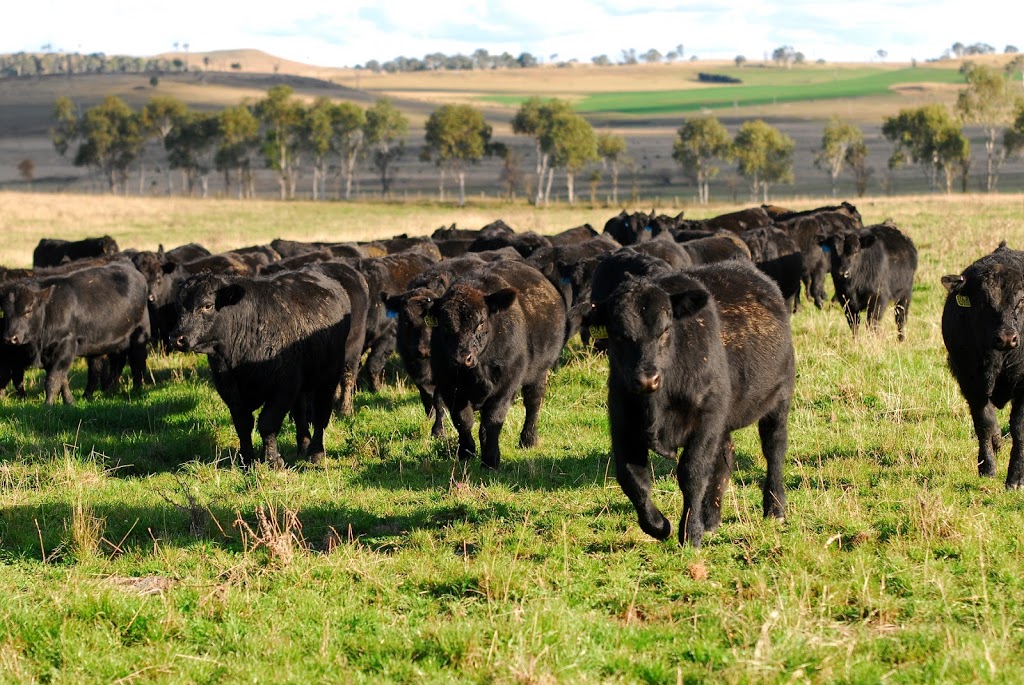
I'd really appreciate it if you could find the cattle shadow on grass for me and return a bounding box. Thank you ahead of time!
[0,497,520,563]
[347,447,658,493]
[0,394,211,476]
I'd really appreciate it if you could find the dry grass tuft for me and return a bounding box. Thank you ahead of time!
[234,503,306,567]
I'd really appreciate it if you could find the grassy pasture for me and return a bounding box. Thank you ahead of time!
[2,192,1024,682]
[483,67,965,116]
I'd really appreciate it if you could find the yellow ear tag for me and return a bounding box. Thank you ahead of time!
[956,294,971,308]
[423,314,438,327]
[589,325,608,339]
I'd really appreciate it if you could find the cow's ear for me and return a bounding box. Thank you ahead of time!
[941,275,966,294]
[384,293,405,315]
[670,289,709,318]
[858,233,877,248]
[581,300,606,330]
[157,244,165,259]
[485,288,517,314]
[27,285,55,306]
[161,261,178,275]
[215,284,245,309]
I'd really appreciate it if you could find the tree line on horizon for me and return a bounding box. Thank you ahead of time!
[28,61,1024,204]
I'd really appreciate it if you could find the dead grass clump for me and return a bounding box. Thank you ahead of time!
[234,503,306,567]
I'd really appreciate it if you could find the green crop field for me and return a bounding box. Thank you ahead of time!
[484,67,966,116]
[2,191,1024,682]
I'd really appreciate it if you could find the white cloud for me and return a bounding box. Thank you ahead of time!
[1,0,1018,67]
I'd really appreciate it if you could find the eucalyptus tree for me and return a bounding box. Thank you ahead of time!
[814,116,865,197]
[255,85,305,200]
[363,98,408,198]
[422,104,493,206]
[732,119,794,202]
[957,62,1023,191]
[673,115,731,204]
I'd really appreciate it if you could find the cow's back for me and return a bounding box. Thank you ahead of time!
[671,261,794,429]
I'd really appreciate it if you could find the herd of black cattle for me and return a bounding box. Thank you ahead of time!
[1,201,1022,547]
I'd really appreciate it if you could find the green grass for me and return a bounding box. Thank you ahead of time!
[484,67,965,116]
[3,194,1024,682]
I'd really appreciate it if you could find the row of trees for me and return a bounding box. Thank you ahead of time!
[44,59,1024,204]
[0,52,193,78]
[51,88,411,200]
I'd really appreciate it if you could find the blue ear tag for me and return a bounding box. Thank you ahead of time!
[644,225,653,233]
[821,245,831,254]
[385,309,399,319]
[423,314,438,327]
[559,275,571,285]
[956,294,971,308]
[588,325,609,339]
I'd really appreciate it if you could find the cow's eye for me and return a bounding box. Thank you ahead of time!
[476,321,485,332]
[202,303,214,313]
[659,329,671,346]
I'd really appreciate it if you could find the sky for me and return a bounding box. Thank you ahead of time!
[2,1,1017,67]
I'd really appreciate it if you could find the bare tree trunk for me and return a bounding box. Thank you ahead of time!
[438,167,445,202]
[457,170,466,207]
[544,166,555,206]
[138,159,145,195]
[611,163,619,205]
[566,171,575,206]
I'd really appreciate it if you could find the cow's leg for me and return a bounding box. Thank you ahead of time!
[479,392,515,469]
[306,384,336,464]
[758,399,790,520]
[1006,398,1024,489]
[256,399,290,469]
[867,294,886,330]
[335,365,357,416]
[44,346,76,406]
[519,375,548,449]
[701,437,735,533]
[361,332,396,392]
[44,369,71,406]
[894,298,910,342]
[430,391,447,438]
[970,399,1000,477]
[84,356,101,400]
[228,406,257,467]
[129,328,149,390]
[291,397,312,458]
[609,392,671,540]
[448,396,476,461]
[840,298,860,337]
[678,428,721,548]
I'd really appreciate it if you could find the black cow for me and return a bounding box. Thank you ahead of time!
[357,252,439,390]
[32,235,119,268]
[171,270,352,467]
[942,243,1024,486]
[820,220,917,340]
[0,341,32,398]
[385,256,487,436]
[584,260,794,547]
[429,261,567,468]
[301,260,371,416]
[774,204,863,308]
[161,242,211,264]
[603,210,662,245]
[0,262,150,405]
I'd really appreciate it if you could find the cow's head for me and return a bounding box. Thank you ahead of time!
[943,261,1024,351]
[385,288,438,366]
[0,283,53,346]
[431,283,517,369]
[132,251,179,306]
[100,235,119,255]
[820,230,877,281]
[170,273,244,354]
[584,275,710,395]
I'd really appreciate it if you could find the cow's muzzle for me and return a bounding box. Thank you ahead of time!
[994,328,1020,351]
